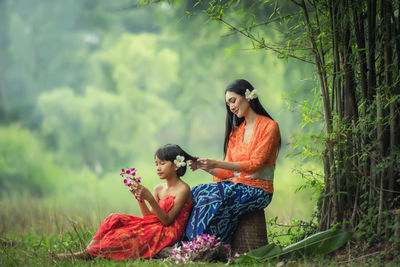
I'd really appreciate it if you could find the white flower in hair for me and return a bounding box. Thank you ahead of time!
[245,89,258,100]
[174,155,186,168]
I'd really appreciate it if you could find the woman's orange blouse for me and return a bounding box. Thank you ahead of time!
[213,115,280,193]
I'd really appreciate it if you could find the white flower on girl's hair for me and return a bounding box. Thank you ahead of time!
[174,155,186,168]
[245,89,258,100]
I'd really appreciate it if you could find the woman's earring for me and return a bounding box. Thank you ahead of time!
[233,115,237,127]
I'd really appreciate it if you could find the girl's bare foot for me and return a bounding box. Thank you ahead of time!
[48,250,57,260]
[86,239,100,248]
[48,249,93,260]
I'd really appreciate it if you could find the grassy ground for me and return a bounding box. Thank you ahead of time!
[1,207,399,267]
[2,231,399,267]
[1,164,397,266]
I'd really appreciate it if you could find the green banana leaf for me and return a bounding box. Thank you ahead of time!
[233,229,353,264]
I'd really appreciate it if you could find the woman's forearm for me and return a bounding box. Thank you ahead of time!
[198,158,241,172]
[215,160,241,171]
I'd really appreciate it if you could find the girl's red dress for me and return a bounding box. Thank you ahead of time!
[86,196,192,260]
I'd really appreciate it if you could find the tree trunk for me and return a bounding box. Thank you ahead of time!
[298,0,336,227]
[367,0,378,210]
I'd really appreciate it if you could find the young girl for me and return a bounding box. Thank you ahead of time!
[50,144,195,260]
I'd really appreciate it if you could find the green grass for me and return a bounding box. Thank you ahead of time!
[0,160,396,267]
[2,230,398,267]
[1,204,399,267]
[1,223,217,266]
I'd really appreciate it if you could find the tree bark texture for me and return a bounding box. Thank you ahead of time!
[295,0,400,238]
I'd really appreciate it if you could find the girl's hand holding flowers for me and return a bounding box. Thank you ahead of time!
[130,184,152,201]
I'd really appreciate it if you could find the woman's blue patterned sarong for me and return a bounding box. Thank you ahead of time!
[183,181,272,244]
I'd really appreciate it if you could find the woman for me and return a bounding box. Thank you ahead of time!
[183,79,281,245]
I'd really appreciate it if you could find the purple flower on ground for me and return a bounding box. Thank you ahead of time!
[165,234,225,264]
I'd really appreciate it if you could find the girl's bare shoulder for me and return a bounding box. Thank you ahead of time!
[176,180,192,201]
[153,183,166,193]
[178,179,191,191]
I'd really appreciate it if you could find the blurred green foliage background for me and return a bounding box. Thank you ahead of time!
[0,0,322,233]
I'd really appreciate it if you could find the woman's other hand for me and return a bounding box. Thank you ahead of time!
[197,158,218,169]
[189,157,200,171]
[131,184,152,201]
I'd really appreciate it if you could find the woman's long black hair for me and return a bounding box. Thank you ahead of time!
[155,144,197,177]
[223,79,281,158]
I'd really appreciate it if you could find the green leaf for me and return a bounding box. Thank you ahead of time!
[233,229,353,263]
[247,243,283,259]
[233,254,258,264]
[280,229,353,256]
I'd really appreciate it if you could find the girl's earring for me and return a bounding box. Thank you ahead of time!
[233,115,237,127]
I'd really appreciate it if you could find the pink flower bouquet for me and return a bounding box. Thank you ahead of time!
[120,168,142,200]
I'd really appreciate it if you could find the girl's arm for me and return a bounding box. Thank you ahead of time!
[134,184,190,226]
[132,184,161,217]
[138,200,152,216]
